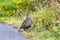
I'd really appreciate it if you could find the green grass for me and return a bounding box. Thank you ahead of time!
[0,9,60,40]
[0,0,60,40]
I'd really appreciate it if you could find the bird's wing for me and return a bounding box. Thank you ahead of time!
[21,20,27,27]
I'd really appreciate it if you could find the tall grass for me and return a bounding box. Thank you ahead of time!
[0,0,60,40]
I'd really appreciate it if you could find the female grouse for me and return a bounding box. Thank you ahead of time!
[19,9,32,31]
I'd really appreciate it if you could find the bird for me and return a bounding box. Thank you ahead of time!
[19,9,32,31]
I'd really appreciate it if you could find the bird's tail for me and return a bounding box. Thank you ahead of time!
[20,26,22,29]
[19,26,23,32]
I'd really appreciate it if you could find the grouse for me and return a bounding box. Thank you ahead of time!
[19,9,32,31]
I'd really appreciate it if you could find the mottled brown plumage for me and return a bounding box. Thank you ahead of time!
[19,9,32,30]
